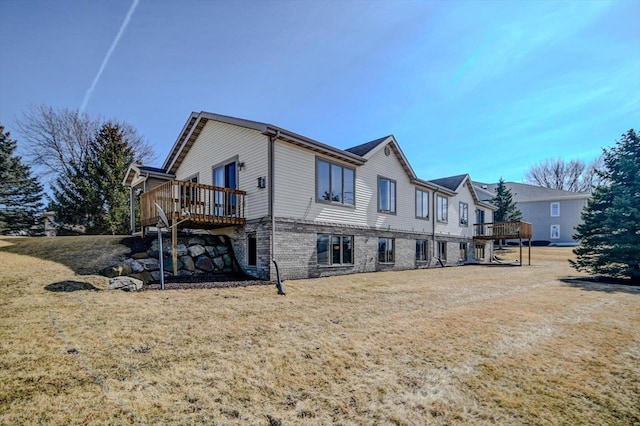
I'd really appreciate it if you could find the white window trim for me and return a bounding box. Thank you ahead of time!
[550,202,560,217]
[550,224,560,239]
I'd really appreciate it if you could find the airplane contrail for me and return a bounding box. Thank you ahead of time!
[80,0,140,112]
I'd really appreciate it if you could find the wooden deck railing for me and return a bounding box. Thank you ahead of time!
[473,221,532,240]
[140,180,246,229]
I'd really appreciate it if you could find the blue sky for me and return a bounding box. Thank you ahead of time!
[1,0,638,183]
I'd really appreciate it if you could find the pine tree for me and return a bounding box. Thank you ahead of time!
[0,125,44,234]
[492,178,522,222]
[88,123,135,234]
[571,129,640,283]
[51,123,135,234]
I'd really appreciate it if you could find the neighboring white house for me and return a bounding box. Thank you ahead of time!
[124,111,497,280]
[473,181,590,246]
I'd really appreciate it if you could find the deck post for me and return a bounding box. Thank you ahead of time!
[528,237,532,266]
[519,238,523,267]
[172,212,178,276]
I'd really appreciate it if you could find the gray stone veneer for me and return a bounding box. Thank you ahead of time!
[205,218,492,281]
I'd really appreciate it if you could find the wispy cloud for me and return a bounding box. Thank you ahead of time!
[448,1,614,93]
[80,0,140,112]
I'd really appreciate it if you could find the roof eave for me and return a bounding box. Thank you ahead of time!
[263,126,366,166]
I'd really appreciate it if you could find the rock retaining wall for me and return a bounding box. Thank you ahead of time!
[101,234,243,289]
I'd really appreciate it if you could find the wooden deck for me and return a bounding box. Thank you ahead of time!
[140,180,246,230]
[473,221,533,240]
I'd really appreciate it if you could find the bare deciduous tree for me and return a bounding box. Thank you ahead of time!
[525,156,605,192]
[16,105,155,182]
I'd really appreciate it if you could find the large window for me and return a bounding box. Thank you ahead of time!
[437,195,448,222]
[316,159,355,205]
[550,224,560,239]
[317,234,353,265]
[415,189,429,219]
[550,202,560,217]
[378,177,396,213]
[378,237,395,263]
[416,240,428,262]
[459,202,469,226]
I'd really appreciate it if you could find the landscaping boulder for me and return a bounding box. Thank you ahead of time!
[108,276,143,291]
[150,270,169,281]
[205,245,217,257]
[188,244,206,257]
[180,255,195,272]
[129,271,153,284]
[100,263,133,278]
[132,252,149,259]
[138,258,160,271]
[195,255,214,272]
[188,236,205,246]
[212,256,225,271]
[163,256,184,272]
[124,258,145,273]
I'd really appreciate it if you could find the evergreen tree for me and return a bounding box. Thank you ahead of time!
[571,129,640,283]
[0,125,44,234]
[51,123,135,234]
[492,178,522,222]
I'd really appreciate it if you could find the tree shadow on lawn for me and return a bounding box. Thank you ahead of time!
[45,280,101,292]
[561,277,640,295]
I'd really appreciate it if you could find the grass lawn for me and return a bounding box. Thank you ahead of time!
[1,237,638,425]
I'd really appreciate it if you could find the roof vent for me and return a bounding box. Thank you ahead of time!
[481,185,488,189]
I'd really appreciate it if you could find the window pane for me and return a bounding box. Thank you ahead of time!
[379,179,389,211]
[387,238,394,262]
[342,236,353,264]
[422,192,429,218]
[317,234,330,265]
[343,168,354,205]
[390,181,396,213]
[331,164,343,203]
[378,238,386,262]
[332,235,341,264]
[317,160,330,201]
[415,191,421,217]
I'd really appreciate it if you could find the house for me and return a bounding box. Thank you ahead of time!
[473,181,590,246]
[124,111,506,280]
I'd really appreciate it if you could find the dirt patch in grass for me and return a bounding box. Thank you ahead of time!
[1,243,638,425]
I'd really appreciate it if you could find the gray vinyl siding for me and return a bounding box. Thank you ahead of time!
[517,198,589,244]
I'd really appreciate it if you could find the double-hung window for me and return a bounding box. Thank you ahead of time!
[378,237,395,263]
[550,225,560,239]
[459,202,469,226]
[550,202,560,217]
[378,177,396,213]
[316,159,355,206]
[317,234,354,265]
[437,195,448,222]
[416,189,429,219]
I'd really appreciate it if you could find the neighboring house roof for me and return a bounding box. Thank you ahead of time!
[473,181,591,203]
[123,163,175,186]
[345,135,392,156]
[430,174,496,210]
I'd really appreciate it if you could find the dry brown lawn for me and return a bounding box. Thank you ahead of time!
[1,237,638,425]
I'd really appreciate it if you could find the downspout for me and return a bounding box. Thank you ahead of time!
[269,132,285,295]
[432,188,439,267]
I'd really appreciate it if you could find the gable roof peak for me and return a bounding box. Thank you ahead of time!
[345,135,393,156]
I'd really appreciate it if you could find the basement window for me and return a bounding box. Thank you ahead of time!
[317,234,353,266]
